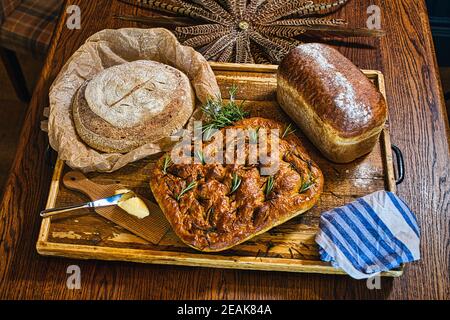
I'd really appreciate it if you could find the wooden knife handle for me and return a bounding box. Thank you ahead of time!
[61,171,171,244]
[63,171,123,201]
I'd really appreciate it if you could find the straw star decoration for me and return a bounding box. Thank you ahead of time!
[118,0,383,64]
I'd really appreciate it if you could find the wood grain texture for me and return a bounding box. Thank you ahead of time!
[36,65,400,277]
[0,0,449,300]
[57,171,171,244]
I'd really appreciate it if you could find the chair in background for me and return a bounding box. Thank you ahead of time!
[0,0,63,102]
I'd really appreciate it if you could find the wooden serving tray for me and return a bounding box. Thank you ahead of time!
[37,62,402,277]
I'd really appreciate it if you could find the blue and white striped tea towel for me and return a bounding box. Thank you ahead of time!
[315,191,420,279]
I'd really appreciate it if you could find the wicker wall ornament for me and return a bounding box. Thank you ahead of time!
[117,0,384,64]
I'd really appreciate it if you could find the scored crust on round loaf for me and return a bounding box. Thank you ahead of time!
[72,60,195,153]
[150,117,324,252]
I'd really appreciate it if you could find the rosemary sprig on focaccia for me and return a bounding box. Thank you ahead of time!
[281,123,296,139]
[194,150,206,165]
[265,176,275,199]
[229,173,242,195]
[149,117,324,252]
[299,180,315,193]
[249,127,260,144]
[175,181,197,201]
[202,85,249,139]
[300,171,317,194]
[162,155,172,175]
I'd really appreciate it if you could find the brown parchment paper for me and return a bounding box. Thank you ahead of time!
[48,28,220,173]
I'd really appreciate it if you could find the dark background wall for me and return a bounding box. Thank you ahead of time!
[426,0,450,67]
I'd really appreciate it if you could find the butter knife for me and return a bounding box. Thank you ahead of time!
[40,192,132,218]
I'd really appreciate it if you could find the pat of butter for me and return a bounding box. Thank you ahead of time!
[114,189,149,219]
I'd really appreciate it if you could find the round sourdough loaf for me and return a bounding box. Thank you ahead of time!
[72,60,195,153]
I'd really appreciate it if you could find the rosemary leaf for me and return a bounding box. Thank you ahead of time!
[249,127,260,144]
[229,84,238,101]
[299,172,316,193]
[282,123,296,139]
[201,85,249,133]
[194,150,206,165]
[162,155,172,174]
[299,178,315,193]
[265,176,274,198]
[176,181,197,201]
[203,125,218,141]
[230,173,242,194]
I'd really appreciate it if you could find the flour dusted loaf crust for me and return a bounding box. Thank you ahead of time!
[150,118,324,252]
[72,60,195,153]
[277,43,387,163]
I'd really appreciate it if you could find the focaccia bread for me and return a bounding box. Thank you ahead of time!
[72,60,195,153]
[277,43,387,163]
[150,118,324,252]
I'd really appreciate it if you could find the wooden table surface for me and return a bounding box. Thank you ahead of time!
[0,0,449,300]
